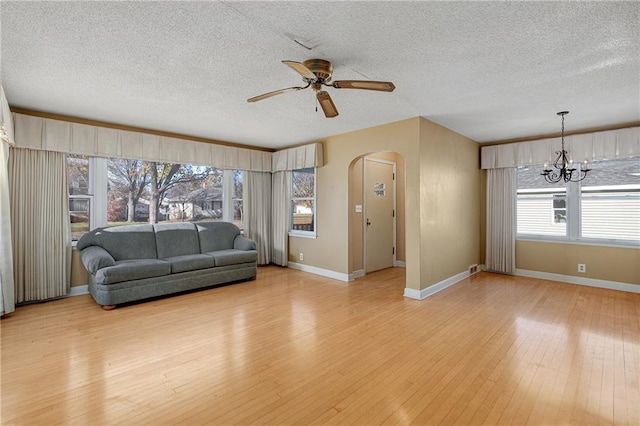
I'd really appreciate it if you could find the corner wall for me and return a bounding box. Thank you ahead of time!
[417,117,482,288]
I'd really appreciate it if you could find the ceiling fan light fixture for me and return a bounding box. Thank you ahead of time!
[247,59,395,117]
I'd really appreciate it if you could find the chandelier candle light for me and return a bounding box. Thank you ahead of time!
[541,111,591,183]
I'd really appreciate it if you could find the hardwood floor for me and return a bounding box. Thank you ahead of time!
[1,266,639,425]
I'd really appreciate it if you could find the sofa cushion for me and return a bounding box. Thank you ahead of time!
[77,224,158,261]
[96,259,171,285]
[163,254,216,274]
[154,223,200,259]
[205,249,258,267]
[197,222,240,253]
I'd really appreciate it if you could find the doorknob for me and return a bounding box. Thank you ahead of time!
[366,218,371,226]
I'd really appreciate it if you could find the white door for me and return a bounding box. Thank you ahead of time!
[364,158,395,273]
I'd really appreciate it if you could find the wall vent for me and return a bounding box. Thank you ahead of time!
[469,264,479,274]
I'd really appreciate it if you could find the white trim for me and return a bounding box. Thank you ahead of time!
[516,236,640,249]
[350,269,365,280]
[403,269,472,300]
[67,285,89,296]
[394,260,406,267]
[288,262,350,282]
[515,269,640,294]
[288,231,317,239]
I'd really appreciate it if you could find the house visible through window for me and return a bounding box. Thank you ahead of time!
[291,168,316,235]
[516,157,640,244]
[68,154,245,241]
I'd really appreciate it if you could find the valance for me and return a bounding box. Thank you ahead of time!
[12,113,273,172]
[272,142,324,172]
[481,127,640,169]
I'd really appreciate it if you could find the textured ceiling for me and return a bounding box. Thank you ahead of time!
[1,1,639,149]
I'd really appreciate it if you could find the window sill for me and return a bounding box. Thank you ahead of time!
[516,235,640,249]
[289,231,317,239]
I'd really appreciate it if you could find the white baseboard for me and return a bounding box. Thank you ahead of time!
[351,269,365,280]
[67,285,89,296]
[394,260,406,267]
[515,269,640,294]
[404,268,477,300]
[288,262,350,282]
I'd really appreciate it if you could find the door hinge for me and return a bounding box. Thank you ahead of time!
[392,247,395,255]
[392,173,395,180]
[392,209,395,217]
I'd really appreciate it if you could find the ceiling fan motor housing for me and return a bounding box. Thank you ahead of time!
[303,59,333,82]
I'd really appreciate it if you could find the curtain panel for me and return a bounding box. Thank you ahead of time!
[244,171,272,265]
[485,167,516,274]
[9,148,71,302]
[271,171,291,266]
[481,127,640,169]
[1,83,16,315]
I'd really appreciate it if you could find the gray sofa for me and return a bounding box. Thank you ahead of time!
[77,221,257,308]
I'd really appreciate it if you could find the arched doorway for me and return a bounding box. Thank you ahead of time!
[348,151,406,278]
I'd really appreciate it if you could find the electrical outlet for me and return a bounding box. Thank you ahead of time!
[299,253,304,261]
[578,263,586,273]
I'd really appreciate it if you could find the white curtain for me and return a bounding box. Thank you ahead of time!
[9,148,71,302]
[244,171,272,265]
[0,140,15,315]
[1,82,16,315]
[271,171,291,266]
[486,167,516,274]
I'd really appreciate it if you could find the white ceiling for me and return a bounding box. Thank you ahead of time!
[2,1,639,150]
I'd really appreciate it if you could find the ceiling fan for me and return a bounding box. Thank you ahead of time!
[247,59,396,118]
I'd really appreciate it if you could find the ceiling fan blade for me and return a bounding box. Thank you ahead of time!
[247,86,304,103]
[282,60,317,80]
[317,91,339,118]
[332,80,396,92]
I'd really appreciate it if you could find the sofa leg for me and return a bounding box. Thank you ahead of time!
[102,304,117,311]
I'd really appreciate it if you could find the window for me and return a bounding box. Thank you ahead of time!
[290,168,316,235]
[68,154,246,241]
[67,154,93,241]
[231,169,244,229]
[516,157,640,244]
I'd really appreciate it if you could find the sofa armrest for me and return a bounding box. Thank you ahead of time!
[234,235,257,251]
[80,246,116,274]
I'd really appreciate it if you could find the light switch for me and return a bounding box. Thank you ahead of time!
[355,204,363,213]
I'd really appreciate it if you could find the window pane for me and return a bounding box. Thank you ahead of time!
[70,198,90,241]
[292,168,314,198]
[233,170,243,199]
[68,154,89,195]
[233,200,243,229]
[517,166,567,236]
[291,200,314,232]
[166,166,222,222]
[107,158,150,225]
[581,157,640,241]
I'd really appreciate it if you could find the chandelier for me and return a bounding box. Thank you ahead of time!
[541,111,591,183]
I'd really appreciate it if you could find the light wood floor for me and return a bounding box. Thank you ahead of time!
[2,267,639,425]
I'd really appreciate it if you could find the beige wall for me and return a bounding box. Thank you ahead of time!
[289,116,482,291]
[417,117,482,287]
[70,249,88,287]
[289,117,423,287]
[516,240,640,286]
